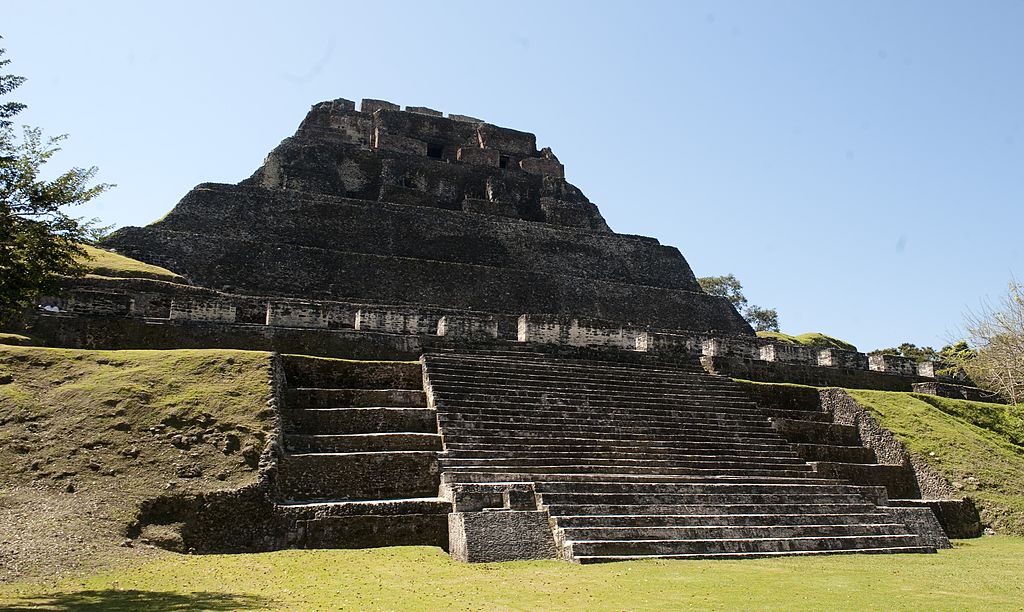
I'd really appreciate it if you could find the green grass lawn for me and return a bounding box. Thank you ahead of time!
[0,538,1020,611]
[0,345,273,582]
[755,331,857,352]
[848,390,1024,535]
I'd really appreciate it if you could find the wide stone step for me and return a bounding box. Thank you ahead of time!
[440,455,808,470]
[539,492,871,506]
[435,399,769,420]
[773,419,860,446]
[437,419,779,438]
[426,372,749,396]
[534,482,861,495]
[443,451,807,467]
[282,356,422,390]
[438,416,775,435]
[440,464,815,478]
[425,357,712,379]
[565,534,927,558]
[287,388,427,409]
[442,443,802,461]
[285,433,442,453]
[793,443,876,464]
[286,407,437,434]
[441,431,793,448]
[554,512,892,528]
[425,355,709,378]
[277,497,452,520]
[763,408,833,423]
[437,410,772,430]
[559,523,910,542]
[811,462,919,499]
[546,502,880,517]
[433,387,755,406]
[441,472,835,486]
[574,546,935,563]
[278,451,439,501]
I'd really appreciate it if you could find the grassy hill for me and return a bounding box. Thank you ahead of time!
[756,331,857,352]
[0,346,273,582]
[847,390,1024,535]
[78,244,184,283]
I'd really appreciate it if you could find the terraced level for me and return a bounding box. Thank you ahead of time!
[424,351,937,563]
[274,356,450,548]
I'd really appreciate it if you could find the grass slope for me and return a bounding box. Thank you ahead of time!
[1,538,1021,611]
[847,390,1024,535]
[78,244,184,283]
[756,331,857,352]
[0,346,273,583]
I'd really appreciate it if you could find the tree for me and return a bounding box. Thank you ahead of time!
[697,273,780,332]
[959,280,1024,405]
[0,40,110,324]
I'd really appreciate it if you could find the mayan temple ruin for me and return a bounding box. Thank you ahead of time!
[26,98,981,563]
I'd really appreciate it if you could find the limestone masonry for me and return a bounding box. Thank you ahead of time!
[102,98,750,334]
[23,98,984,562]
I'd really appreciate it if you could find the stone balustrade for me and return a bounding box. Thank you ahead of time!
[36,284,948,382]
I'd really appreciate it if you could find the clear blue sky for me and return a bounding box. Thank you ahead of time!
[5,1,1022,351]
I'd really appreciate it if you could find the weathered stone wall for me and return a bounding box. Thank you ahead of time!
[102,227,749,333]
[702,355,928,391]
[107,184,697,291]
[99,98,749,335]
[912,381,1004,403]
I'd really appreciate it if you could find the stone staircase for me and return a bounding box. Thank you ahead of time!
[767,407,919,499]
[274,355,450,548]
[424,351,937,563]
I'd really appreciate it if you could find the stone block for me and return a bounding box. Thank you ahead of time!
[360,98,399,114]
[373,131,428,156]
[449,113,483,124]
[355,308,438,335]
[519,157,564,178]
[447,482,538,512]
[476,124,536,155]
[457,146,500,167]
[540,197,593,228]
[327,112,373,146]
[881,507,951,549]
[702,337,760,359]
[436,315,499,340]
[461,198,518,218]
[169,298,237,323]
[911,381,1003,403]
[266,301,329,329]
[818,348,869,370]
[328,98,356,112]
[405,106,443,117]
[869,354,918,376]
[635,331,704,356]
[759,342,816,364]
[448,511,556,563]
[916,361,952,378]
[517,314,639,350]
[379,184,438,208]
[43,290,133,317]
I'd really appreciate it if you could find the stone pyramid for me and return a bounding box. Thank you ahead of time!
[103,98,751,336]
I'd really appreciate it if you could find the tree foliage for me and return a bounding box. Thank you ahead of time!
[697,273,780,332]
[959,281,1024,405]
[0,40,111,324]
